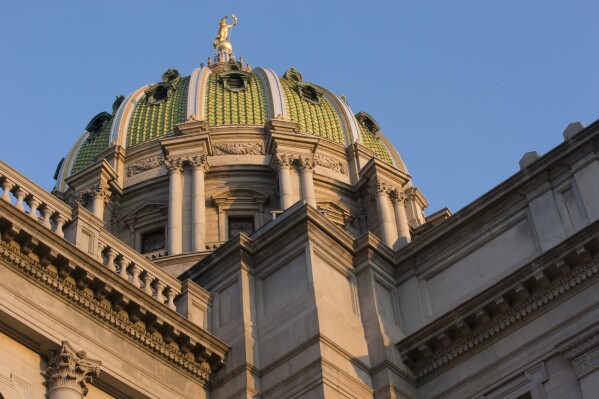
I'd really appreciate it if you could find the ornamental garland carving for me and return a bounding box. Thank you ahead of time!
[212,142,264,155]
[127,157,164,177]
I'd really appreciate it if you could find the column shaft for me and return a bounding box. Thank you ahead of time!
[167,166,183,255]
[376,192,396,247]
[392,196,411,247]
[192,166,206,251]
[278,165,293,209]
[300,168,317,208]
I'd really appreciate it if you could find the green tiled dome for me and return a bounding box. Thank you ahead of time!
[71,120,112,175]
[205,72,267,126]
[127,76,190,147]
[279,78,345,145]
[359,124,395,165]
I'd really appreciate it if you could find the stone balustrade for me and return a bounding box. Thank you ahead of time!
[0,161,72,238]
[98,230,181,311]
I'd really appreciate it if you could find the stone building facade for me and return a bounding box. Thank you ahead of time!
[0,30,598,399]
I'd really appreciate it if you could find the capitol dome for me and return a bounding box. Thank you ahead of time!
[52,34,427,266]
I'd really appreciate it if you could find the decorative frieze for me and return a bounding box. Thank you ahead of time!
[313,154,345,174]
[45,341,101,397]
[212,142,264,155]
[126,157,164,177]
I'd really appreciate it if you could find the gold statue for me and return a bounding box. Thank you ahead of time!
[213,15,237,48]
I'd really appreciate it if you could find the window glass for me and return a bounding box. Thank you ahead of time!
[228,217,254,238]
[142,230,165,253]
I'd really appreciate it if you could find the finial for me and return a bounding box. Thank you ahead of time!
[213,15,237,51]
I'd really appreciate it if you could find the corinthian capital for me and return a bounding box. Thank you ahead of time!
[273,153,293,169]
[45,341,101,397]
[390,188,407,204]
[91,181,112,205]
[297,155,316,171]
[187,154,209,171]
[369,179,392,196]
[164,157,184,173]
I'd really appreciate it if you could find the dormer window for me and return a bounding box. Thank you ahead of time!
[355,112,381,134]
[145,67,181,105]
[295,82,324,105]
[219,70,251,92]
[85,112,113,142]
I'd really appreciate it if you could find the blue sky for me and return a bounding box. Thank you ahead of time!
[1,1,598,214]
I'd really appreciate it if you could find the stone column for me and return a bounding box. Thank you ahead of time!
[45,341,101,399]
[391,189,411,248]
[189,155,209,252]
[165,157,184,256]
[370,180,396,248]
[298,155,317,208]
[90,182,111,220]
[274,154,293,210]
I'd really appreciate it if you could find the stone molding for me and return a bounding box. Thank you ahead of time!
[212,142,264,155]
[45,341,101,397]
[312,154,345,174]
[558,325,599,378]
[126,157,164,177]
[398,234,599,380]
[0,220,226,382]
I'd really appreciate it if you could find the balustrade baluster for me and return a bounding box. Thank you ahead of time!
[14,188,27,212]
[1,179,14,202]
[28,197,41,220]
[165,288,177,310]
[130,265,142,288]
[53,214,66,238]
[40,206,53,229]
[104,248,117,272]
[154,280,166,304]
[117,256,129,280]
[142,273,154,296]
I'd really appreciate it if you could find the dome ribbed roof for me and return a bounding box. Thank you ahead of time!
[56,64,404,191]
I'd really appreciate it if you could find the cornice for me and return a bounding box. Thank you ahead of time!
[0,201,228,382]
[395,118,599,266]
[397,219,599,382]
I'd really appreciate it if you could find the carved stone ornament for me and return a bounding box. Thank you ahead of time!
[390,188,407,204]
[187,154,209,170]
[369,179,392,196]
[559,327,599,378]
[273,153,294,169]
[297,155,316,171]
[70,182,111,207]
[126,157,165,177]
[45,341,101,397]
[164,157,184,173]
[212,142,264,156]
[312,154,345,174]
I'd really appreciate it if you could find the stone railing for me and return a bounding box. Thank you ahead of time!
[0,160,181,312]
[97,230,181,311]
[0,160,73,237]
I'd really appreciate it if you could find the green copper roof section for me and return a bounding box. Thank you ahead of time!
[127,76,190,147]
[71,122,112,175]
[279,78,345,145]
[205,72,267,126]
[359,125,395,165]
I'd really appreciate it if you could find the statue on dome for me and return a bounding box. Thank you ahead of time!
[213,15,237,48]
